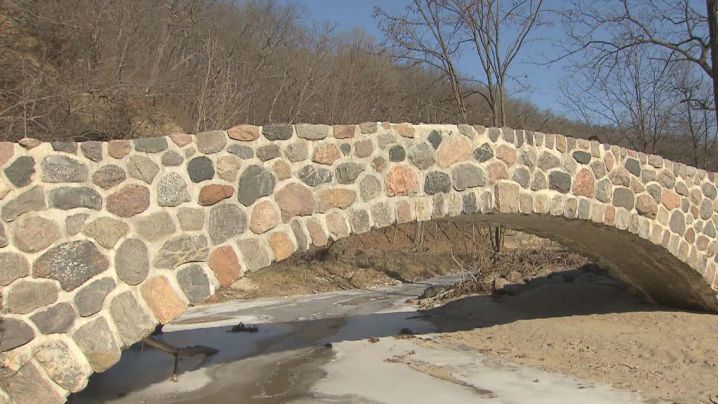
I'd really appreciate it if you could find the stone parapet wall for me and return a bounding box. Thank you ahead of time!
[0,122,717,402]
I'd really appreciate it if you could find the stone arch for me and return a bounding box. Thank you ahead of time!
[0,123,717,401]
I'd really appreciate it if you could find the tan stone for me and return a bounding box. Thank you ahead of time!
[312,143,342,165]
[227,125,260,141]
[317,188,357,212]
[636,194,658,218]
[198,184,234,206]
[108,140,131,159]
[81,217,129,249]
[306,218,328,247]
[359,122,378,134]
[355,139,374,158]
[395,200,413,223]
[326,212,349,238]
[372,156,387,172]
[141,276,187,324]
[604,152,615,171]
[208,245,242,287]
[169,133,193,147]
[333,125,356,139]
[269,232,295,261]
[250,200,280,234]
[495,181,520,213]
[216,155,241,182]
[0,142,14,165]
[13,215,60,253]
[496,145,517,166]
[604,206,616,225]
[107,185,150,218]
[393,122,415,138]
[272,160,292,180]
[19,137,41,149]
[661,190,681,210]
[436,134,472,168]
[274,183,316,220]
[555,135,567,152]
[487,161,508,184]
[572,168,595,197]
[385,165,419,196]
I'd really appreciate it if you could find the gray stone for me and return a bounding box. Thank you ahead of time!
[238,165,275,206]
[51,141,77,153]
[359,175,382,202]
[424,171,451,195]
[596,178,612,202]
[92,164,126,189]
[488,127,501,142]
[72,316,121,372]
[187,156,215,182]
[531,172,547,191]
[340,143,352,155]
[350,208,371,234]
[13,215,60,252]
[208,203,247,244]
[590,160,607,178]
[0,222,6,248]
[512,167,531,188]
[378,133,397,149]
[6,279,58,314]
[34,339,93,392]
[4,156,35,187]
[612,187,635,210]
[30,303,75,334]
[81,217,128,249]
[354,139,374,158]
[153,234,209,269]
[548,171,571,193]
[452,164,486,191]
[228,144,254,159]
[262,125,293,140]
[700,198,713,220]
[473,144,493,163]
[641,169,657,183]
[177,207,205,231]
[1,185,46,221]
[43,157,88,184]
[296,124,330,140]
[669,210,686,234]
[134,211,176,241]
[74,277,116,317]
[519,148,537,168]
[463,193,478,214]
[65,213,88,236]
[704,221,716,238]
[538,152,561,170]
[81,141,103,162]
[388,145,406,162]
[196,130,227,154]
[158,172,191,207]
[625,158,641,176]
[134,137,168,153]
[33,240,109,291]
[177,265,211,304]
[161,150,183,166]
[408,143,435,169]
[702,182,717,200]
[577,199,591,219]
[291,219,309,251]
[285,142,308,162]
[0,318,34,352]
[658,170,676,188]
[237,238,271,271]
[0,252,28,286]
[572,151,591,164]
[115,238,150,285]
[0,360,64,402]
[297,164,332,187]
[336,162,364,184]
[256,144,281,161]
[49,186,102,210]
[109,291,155,345]
[427,130,443,149]
[371,202,393,228]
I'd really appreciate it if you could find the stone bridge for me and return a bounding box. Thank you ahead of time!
[0,123,717,402]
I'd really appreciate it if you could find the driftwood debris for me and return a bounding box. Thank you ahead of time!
[142,337,218,382]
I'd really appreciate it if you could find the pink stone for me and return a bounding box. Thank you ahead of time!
[274,183,316,220]
[169,133,193,147]
[0,142,14,166]
[436,135,472,168]
[333,125,356,139]
[496,145,517,166]
[661,190,681,210]
[393,123,415,138]
[227,125,259,141]
[249,200,280,234]
[208,245,242,287]
[385,165,419,196]
[198,184,234,206]
[306,218,328,247]
[108,140,131,159]
[141,276,187,324]
[269,232,295,261]
[312,144,342,165]
[106,185,150,217]
[487,161,508,184]
[572,168,595,197]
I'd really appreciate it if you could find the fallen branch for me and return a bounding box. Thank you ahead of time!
[142,337,218,381]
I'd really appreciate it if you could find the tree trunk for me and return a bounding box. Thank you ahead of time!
[706,0,718,129]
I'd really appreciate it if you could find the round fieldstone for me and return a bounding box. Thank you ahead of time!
[531,172,547,191]
[636,194,658,218]
[385,165,419,196]
[208,245,242,286]
[108,140,131,159]
[177,207,205,231]
[262,124,293,140]
[274,183,315,220]
[372,156,387,172]
[702,182,717,200]
[312,143,342,165]
[81,217,128,249]
[350,208,371,234]
[33,240,109,291]
[92,165,126,189]
[473,144,493,163]
[228,144,254,159]
[65,213,88,236]
[669,210,686,234]
[0,252,29,286]
[81,141,103,162]
[427,130,443,149]
[6,279,58,314]
[512,167,531,189]
[336,162,364,184]
[217,155,241,181]
[177,265,211,304]
[116,239,149,285]
[572,168,595,197]
[298,164,332,187]
[196,130,227,154]
[237,238,271,271]
[700,198,713,220]
[625,158,641,176]
[49,186,102,210]
[316,188,357,212]
[153,235,209,269]
[296,124,330,140]
[30,303,75,334]
[273,160,292,180]
[42,155,89,183]
[285,142,308,162]
[538,152,561,170]
[612,187,635,210]
[268,231,295,261]
[199,184,234,206]
[34,339,93,393]
[452,164,486,191]
[436,135,472,168]
[354,139,374,158]
[133,137,168,153]
[109,291,155,345]
[548,171,572,193]
[519,148,537,169]
[134,212,177,241]
[389,145,406,162]
[188,156,215,182]
[0,318,34,352]
[408,143,435,169]
[378,133,397,149]
[340,143,352,155]
[227,125,259,141]
[257,144,281,161]
[250,200,280,234]
[13,215,60,252]
[1,185,46,222]
[596,178,613,202]
[424,171,451,195]
[74,277,116,317]
[161,150,184,166]
[657,170,675,188]
[572,151,591,164]
[238,165,276,206]
[4,156,35,187]
[158,172,191,207]
[51,141,77,153]
[647,183,662,203]
[72,316,121,372]
[359,175,382,202]
[208,203,247,244]
[106,184,150,217]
